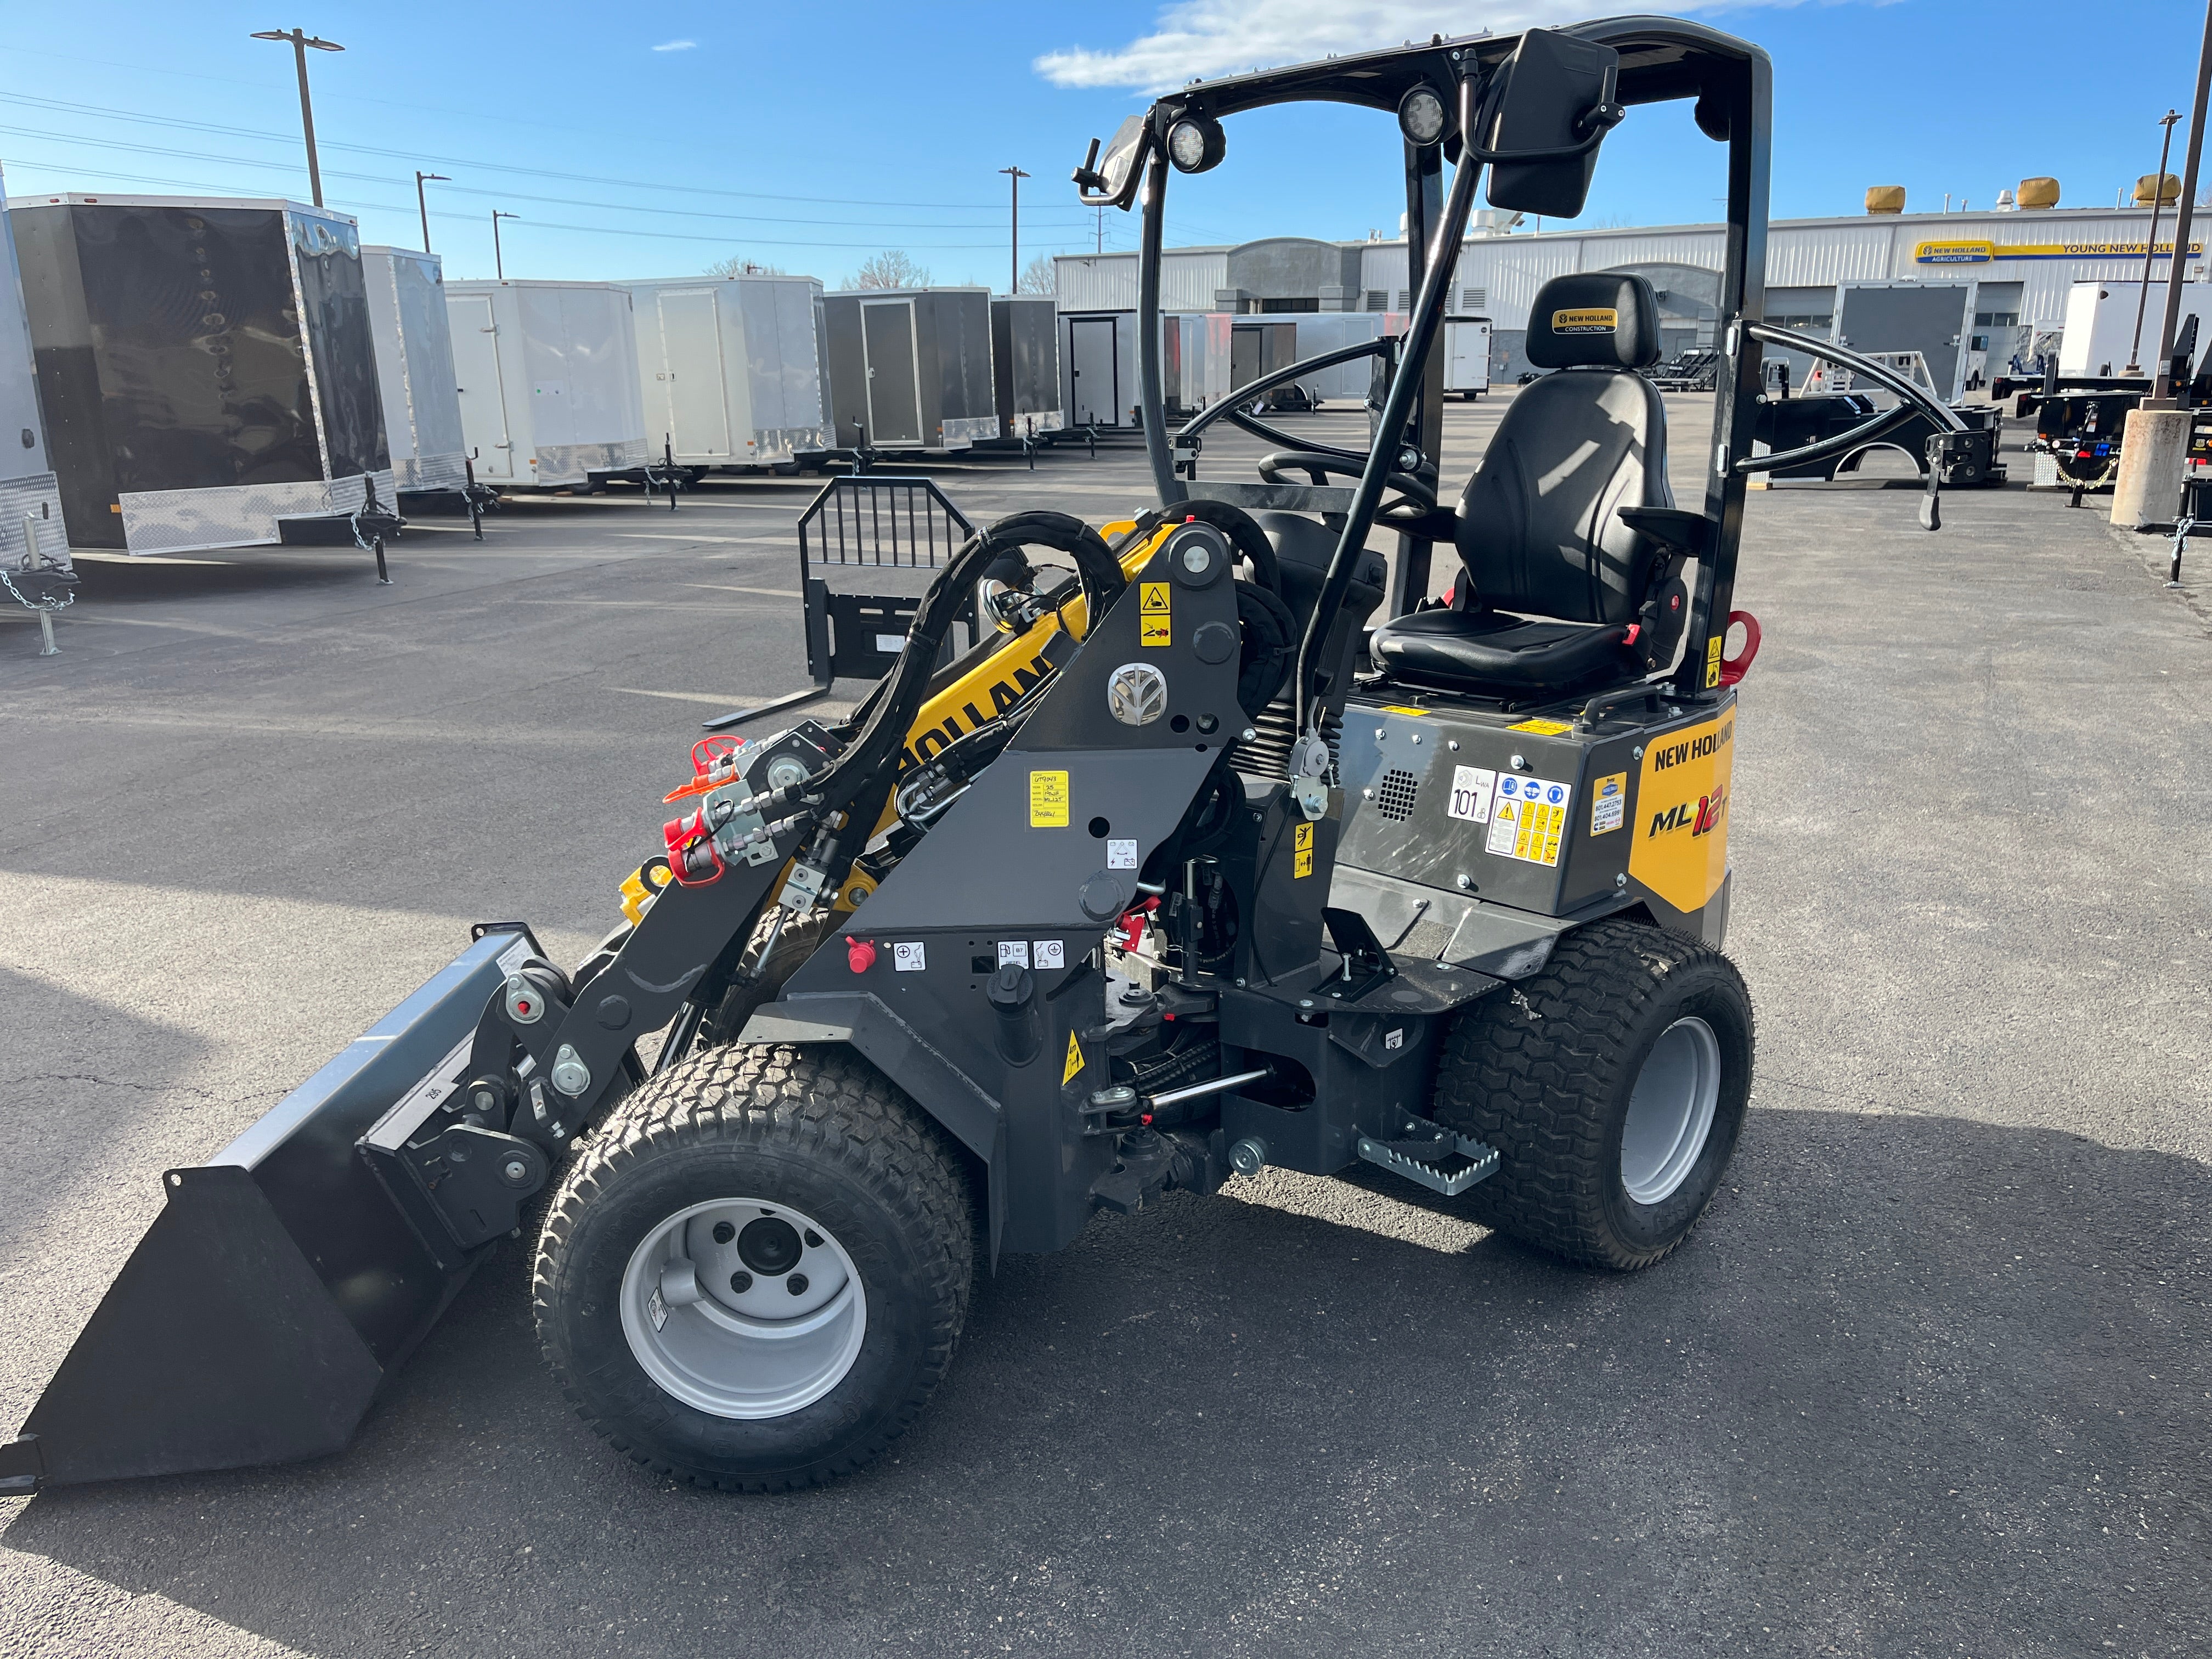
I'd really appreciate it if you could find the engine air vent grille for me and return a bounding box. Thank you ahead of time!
[1375,768,1421,822]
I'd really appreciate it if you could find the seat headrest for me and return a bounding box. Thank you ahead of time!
[1525,273,1663,370]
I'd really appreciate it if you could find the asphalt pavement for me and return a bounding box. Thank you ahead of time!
[2,402,2207,1658]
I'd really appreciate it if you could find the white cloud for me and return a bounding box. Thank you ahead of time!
[1034,1,1813,92]
[652,38,698,53]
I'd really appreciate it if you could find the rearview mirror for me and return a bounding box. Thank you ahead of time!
[1076,115,1150,210]
[1479,29,1622,219]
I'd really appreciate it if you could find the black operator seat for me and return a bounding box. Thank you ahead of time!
[1369,272,1706,701]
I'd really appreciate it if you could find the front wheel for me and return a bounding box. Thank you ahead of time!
[1431,917,1753,1269]
[535,1044,973,1491]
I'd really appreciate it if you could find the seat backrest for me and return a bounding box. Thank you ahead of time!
[1455,273,1672,627]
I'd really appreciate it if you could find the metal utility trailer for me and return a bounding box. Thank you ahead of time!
[989,296,1065,444]
[1294,314,1390,402]
[817,287,996,455]
[1164,312,1233,419]
[3,16,1983,1503]
[1060,309,1139,427]
[1443,313,1492,398]
[363,246,469,504]
[627,274,828,474]
[2058,279,2212,380]
[0,162,73,648]
[445,279,648,490]
[7,193,398,556]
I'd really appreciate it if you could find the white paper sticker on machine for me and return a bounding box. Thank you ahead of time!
[1446,765,1496,824]
[1486,776,1573,867]
[1106,838,1139,871]
[1034,940,1066,969]
[997,941,1031,968]
[893,941,927,972]
[1590,771,1628,836]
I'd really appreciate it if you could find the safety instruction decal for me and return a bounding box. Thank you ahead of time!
[1035,940,1065,969]
[1704,635,1723,690]
[997,941,1030,968]
[1141,582,1171,647]
[1107,838,1138,870]
[1591,772,1627,836]
[1378,705,1429,717]
[1487,776,1572,867]
[893,941,927,972]
[1294,820,1314,878]
[1447,765,1496,825]
[1029,770,1070,827]
[1506,717,1573,736]
[1062,1030,1085,1086]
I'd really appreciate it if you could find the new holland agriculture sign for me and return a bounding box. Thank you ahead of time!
[1913,239,2207,264]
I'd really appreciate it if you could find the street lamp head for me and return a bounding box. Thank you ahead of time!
[419,172,451,183]
[304,37,343,52]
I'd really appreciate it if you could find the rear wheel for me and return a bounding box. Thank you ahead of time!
[1431,917,1753,1269]
[535,1043,972,1491]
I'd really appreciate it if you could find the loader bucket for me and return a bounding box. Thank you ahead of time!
[0,925,540,1493]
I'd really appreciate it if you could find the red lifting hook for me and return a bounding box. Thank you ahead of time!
[1718,610,1761,686]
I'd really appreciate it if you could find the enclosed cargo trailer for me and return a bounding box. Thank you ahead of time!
[1061,309,1138,427]
[1163,312,1232,418]
[7,193,394,555]
[363,246,466,499]
[0,170,64,569]
[1443,314,1492,397]
[444,279,647,488]
[989,295,1064,441]
[818,287,995,454]
[627,273,827,471]
[2058,279,2212,379]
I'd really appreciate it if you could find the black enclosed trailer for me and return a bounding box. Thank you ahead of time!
[7,194,394,555]
[988,295,1064,442]
[818,287,997,454]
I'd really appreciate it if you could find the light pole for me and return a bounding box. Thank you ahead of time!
[2154,2,2212,405]
[415,171,449,253]
[2128,109,2183,375]
[999,165,1030,294]
[491,210,519,280]
[249,29,344,208]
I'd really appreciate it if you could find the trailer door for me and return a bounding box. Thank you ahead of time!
[657,288,731,458]
[1836,283,1972,400]
[860,299,923,444]
[448,292,512,481]
[1068,317,1120,426]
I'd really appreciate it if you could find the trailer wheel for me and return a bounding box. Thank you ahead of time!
[535,1043,972,1491]
[1431,917,1752,1270]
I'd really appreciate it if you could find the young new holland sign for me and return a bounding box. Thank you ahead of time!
[1915,239,2205,265]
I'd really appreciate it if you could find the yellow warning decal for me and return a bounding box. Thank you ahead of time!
[1140,581,1171,647]
[1293,820,1314,879]
[1704,635,1723,689]
[1062,1030,1085,1086]
[1507,716,1573,736]
[1552,307,1618,334]
[1628,707,1734,912]
[1029,770,1070,827]
[1378,704,1429,717]
[1487,776,1572,867]
[1590,771,1628,836]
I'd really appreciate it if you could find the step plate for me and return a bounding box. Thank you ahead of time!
[1356,1132,1500,1197]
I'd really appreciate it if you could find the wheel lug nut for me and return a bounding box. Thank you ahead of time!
[787,1274,810,1296]
[712,1221,735,1244]
[729,1271,753,1293]
[803,1229,822,1249]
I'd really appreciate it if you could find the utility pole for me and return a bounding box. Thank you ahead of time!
[250,29,344,208]
[492,210,518,280]
[999,165,1030,294]
[2154,2,2212,404]
[1094,205,1105,254]
[2128,109,2184,374]
[415,171,449,253]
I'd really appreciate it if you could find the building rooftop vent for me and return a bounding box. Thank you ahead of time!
[1866,185,1905,215]
[2018,177,2060,210]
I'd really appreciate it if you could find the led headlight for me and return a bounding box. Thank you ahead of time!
[1398,84,1448,147]
[1166,115,1226,174]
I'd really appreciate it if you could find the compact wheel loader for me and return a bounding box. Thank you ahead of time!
[2,18,1969,1498]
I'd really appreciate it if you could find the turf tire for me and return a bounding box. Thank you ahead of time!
[1431,917,1753,1270]
[534,1042,972,1491]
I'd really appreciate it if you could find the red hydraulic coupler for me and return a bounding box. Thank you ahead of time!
[662,806,725,885]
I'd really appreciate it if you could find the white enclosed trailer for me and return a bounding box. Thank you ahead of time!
[625,274,826,470]
[2057,279,2212,379]
[0,166,64,569]
[363,246,466,497]
[444,279,647,488]
[1444,315,1492,398]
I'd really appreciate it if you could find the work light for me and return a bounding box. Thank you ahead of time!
[1166,115,1226,173]
[1398,84,1448,146]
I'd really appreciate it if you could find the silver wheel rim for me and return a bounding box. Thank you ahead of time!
[619,1198,866,1419]
[1620,1015,1722,1207]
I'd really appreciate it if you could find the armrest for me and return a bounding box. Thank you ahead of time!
[1617,506,1713,557]
[1376,501,1460,543]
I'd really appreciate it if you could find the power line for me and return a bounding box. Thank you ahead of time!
[0,91,1094,218]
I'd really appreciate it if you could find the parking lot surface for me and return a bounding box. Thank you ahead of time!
[3,401,2207,1657]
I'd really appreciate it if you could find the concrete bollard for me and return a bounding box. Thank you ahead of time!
[2109,408,2193,528]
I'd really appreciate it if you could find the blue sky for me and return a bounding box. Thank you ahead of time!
[1,2,2205,289]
